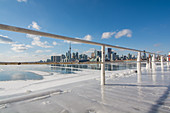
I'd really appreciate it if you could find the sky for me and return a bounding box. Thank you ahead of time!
[0,0,170,61]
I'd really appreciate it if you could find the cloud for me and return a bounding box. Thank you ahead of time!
[64,37,81,44]
[64,35,92,44]
[115,29,132,38]
[17,0,27,2]
[27,34,53,48]
[83,34,92,41]
[52,41,58,46]
[156,51,163,54]
[101,32,116,39]
[73,49,79,52]
[11,44,32,52]
[28,21,41,30]
[0,35,13,44]
[83,48,95,55]
[35,50,52,53]
[64,40,81,44]
[154,43,161,47]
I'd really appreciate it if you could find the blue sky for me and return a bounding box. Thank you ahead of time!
[0,0,170,61]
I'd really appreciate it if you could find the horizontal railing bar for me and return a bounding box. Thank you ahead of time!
[0,62,101,65]
[0,24,157,54]
[0,60,163,65]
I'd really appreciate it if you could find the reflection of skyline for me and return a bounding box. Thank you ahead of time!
[55,63,140,71]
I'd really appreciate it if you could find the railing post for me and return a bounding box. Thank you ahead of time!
[137,52,141,74]
[137,52,141,83]
[101,45,105,85]
[149,54,152,69]
[161,56,164,69]
[152,54,156,70]
[167,56,169,68]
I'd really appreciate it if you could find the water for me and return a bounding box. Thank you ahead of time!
[0,62,146,81]
[53,62,146,71]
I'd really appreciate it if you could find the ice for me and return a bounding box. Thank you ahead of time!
[0,64,169,113]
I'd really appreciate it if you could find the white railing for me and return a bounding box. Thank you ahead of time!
[0,24,167,85]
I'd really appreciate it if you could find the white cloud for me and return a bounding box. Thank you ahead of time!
[154,43,161,47]
[35,50,52,53]
[64,35,92,44]
[11,44,32,52]
[73,49,79,52]
[17,0,27,2]
[28,21,41,30]
[83,34,92,41]
[0,35,13,44]
[115,29,132,38]
[101,32,116,39]
[52,41,58,46]
[27,34,53,48]
[64,37,81,44]
[156,51,163,53]
[83,48,95,55]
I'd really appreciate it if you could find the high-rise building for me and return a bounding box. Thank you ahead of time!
[72,52,75,59]
[143,50,146,60]
[107,48,112,60]
[111,52,116,61]
[91,52,95,58]
[69,43,71,59]
[75,52,78,59]
[94,49,97,58]
[51,56,61,62]
[128,53,132,60]
[61,54,66,60]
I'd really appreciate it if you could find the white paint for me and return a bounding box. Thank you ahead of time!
[152,54,156,70]
[161,56,164,69]
[101,45,105,85]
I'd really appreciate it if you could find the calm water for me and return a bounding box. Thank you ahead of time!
[0,62,146,81]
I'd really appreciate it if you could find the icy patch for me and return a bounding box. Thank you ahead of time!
[42,101,51,105]
[107,69,137,79]
[86,109,96,113]
[0,69,3,72]
[0,104,7,109]
[0,89,63,105]
[26,70,51,76]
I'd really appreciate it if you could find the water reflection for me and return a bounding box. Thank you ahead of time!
[55,63,146,71]
[0,62,146,81]
[101,86,105,104]
[0,71,43,81]
[161,68,164,80]
[50,66,80,74]
[152,69,157,83]
[137,62,142,83]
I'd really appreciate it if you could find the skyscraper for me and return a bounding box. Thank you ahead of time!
[69,43,71,59]
[107,48,112,60]
[143,50,146,60]
[75,52,78,59]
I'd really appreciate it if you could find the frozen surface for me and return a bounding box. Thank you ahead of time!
[0,65,170,113]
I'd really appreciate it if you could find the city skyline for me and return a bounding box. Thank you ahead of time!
[0,0,170,62]
[47,44,151,63]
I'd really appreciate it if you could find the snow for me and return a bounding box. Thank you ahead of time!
[0,63,169,113]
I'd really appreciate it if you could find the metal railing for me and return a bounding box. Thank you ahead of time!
[0,24,166,85]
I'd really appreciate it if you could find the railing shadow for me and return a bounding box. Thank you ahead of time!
[105,84,170,113]
[148,86,170,113]
[105,84,168,88]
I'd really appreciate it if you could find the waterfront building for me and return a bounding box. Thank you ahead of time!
[128,53,132,60]
[111,52,116,61]
[91,52,95,58]
[72,52,76,59]
[51,56,61,62]
[75,52,78,59]
[107,48,112,61]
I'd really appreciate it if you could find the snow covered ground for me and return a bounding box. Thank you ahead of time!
[0,64,170,113]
